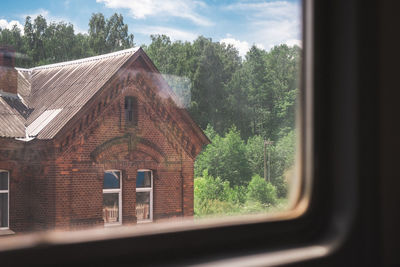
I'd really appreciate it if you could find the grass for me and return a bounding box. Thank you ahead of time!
[194,198,289,219]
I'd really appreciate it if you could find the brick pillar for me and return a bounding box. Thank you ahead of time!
[0,46,17,95]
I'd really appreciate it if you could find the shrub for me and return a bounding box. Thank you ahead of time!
[194,170,246,216]
[195,125,252,186]
[246,175,277,205]
[194,170,229,203]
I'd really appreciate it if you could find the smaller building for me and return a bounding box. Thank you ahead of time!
[0,47,209,232]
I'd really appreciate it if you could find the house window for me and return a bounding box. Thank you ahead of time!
[0,171,9,229]
[136,170,153,223]
[102,170,122,225]
[125,96,137,127]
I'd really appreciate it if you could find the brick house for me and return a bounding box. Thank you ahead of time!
[0,47,209,233]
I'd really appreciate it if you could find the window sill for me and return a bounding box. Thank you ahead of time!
[0,229,15,236]
[104,223,122,228]
[137,220,152,224]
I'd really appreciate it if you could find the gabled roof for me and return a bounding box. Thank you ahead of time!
[0,48,139,139]
[0,47,209,148]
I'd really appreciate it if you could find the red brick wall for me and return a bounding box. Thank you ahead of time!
[0,47,17,95]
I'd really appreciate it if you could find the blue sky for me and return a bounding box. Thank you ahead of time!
[0,0,301,56]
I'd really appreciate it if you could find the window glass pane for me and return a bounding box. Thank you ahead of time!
[136,171,151,188]
[0,172,8,190]
[0,0,302,233]
[103,171,120,189]
[0,193,8,228]
[136,192,150,221]
[103,193,119,224]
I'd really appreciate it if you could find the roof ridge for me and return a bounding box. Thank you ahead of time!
[15,67,31,72]
[30,47,140,71]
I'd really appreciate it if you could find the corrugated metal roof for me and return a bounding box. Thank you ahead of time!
[0,47,209,147]
[0,96,26,138]
[0,47,139,140]
[26,108,62,137]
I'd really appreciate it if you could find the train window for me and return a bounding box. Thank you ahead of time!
[0,0,311,265]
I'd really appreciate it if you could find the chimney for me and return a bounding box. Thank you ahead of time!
[0,46,17,95]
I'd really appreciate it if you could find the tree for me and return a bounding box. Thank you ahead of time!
[88,13,107,54]
[190,37,241,133]
[43,22,77,63]
[195,125,252,186]
[145,36,241,134]
[105,13,134,51]
[243,45,271,137]
[245,130,296,198]
[269,129,296,197]
[32,15,47,62]
[225,67,252,140]
[245,135,265,178]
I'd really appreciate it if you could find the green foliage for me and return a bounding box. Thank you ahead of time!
[244,131,296,198]
[194,199,240,216]
[0,15,300,214]
[194,171,284,217]
[195,126,252,186]
[194,170,244,216]
[246,175,277,205]
[0,12,134,68]
[245,135,265,178]
[270,130,296,197]
[194,170,230,202]
[145,39,300,142]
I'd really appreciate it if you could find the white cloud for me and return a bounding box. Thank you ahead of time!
[96,0,213,26]
[220,38,265,58]
[0,19,24,32]
[220,38,250,57]
[285,39,302,47]
[135,26,198,42]
[226,1,302,50]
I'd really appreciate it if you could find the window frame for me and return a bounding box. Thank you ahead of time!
[102,170,122,226]
[0,0,385,266]
[136,169,153,223]
[0,170,9,230]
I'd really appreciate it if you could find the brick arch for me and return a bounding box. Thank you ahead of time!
[94,142,129,163]
[133,142,165,164]
[90,134,166,164]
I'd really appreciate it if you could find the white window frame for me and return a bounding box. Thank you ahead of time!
[136,169,153,223]
[103,170,122,227]
[0,170,9,230]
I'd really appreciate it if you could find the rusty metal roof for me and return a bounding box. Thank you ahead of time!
[0,48,139,140]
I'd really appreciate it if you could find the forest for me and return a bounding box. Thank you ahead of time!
[0,13,301,217]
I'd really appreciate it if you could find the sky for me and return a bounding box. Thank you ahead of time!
[0,0,301,57]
